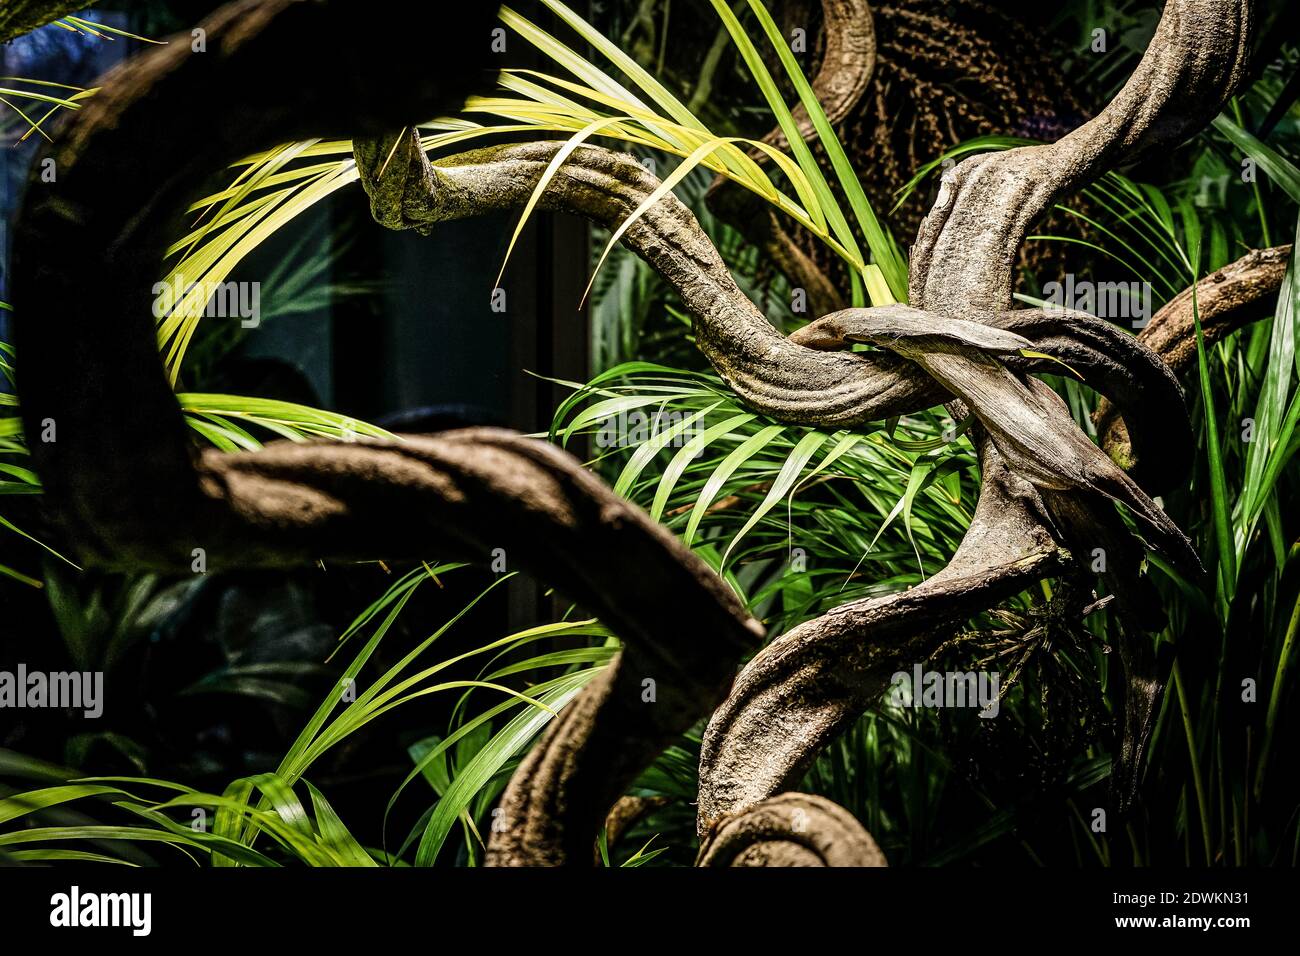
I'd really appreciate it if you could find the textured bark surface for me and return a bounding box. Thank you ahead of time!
[706,0,1086,310]
[766,0,877,157]
[790,305,1197,555]
[696,0,1252,836]
[599,795,671,861]
[910,0,1252,315]
[11,0,762,868]
[0,0,96,44]
[696,793,886,866]
[696,445,1067,835]
[791,303,1194,493]
[349,70,1228,854]
[1138,246,1292,372]
[15,0,507,566]
[355,133,949,429]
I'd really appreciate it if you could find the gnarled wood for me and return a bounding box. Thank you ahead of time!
[789,306,1199,567]
[11,0,764,870]
[697,0,1250,834]
[697,793,886,866]
[1095,244,1291,472]
[12,0,1257,867]
[355,132,949,429]
[697,442,1067,835]
[910,0,1252,316]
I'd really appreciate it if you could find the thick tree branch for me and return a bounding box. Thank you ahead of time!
[355,133,949,427]
[696,443,1067,835]
[697,0,1251,834]
[15,0,1258,868]
[12,0,762,869]
[790,306,1198,566]
[0,0,97,44]
[697,793,886,866]
[910,0,1252,316]
[1095,244,1291,470]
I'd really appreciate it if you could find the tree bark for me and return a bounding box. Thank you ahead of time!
[0,0,97,44]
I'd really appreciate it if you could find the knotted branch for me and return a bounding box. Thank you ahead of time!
[351,98,1222,857]
[698,0,1253,834]
[13,0,1264,867]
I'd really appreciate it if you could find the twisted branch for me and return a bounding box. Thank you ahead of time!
[1096,244,1291,470]
[355,134,944,428]
[697,0,1252,836]
[350,116,1218,857]
[909,0,1253,315]
[696,793,886,866]
[790,306,1197,564]
[12,0,762,869]
[696,444,1067,834]
[13,0,1261,866]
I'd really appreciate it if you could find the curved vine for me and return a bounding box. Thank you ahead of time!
[10,0,1265,866]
